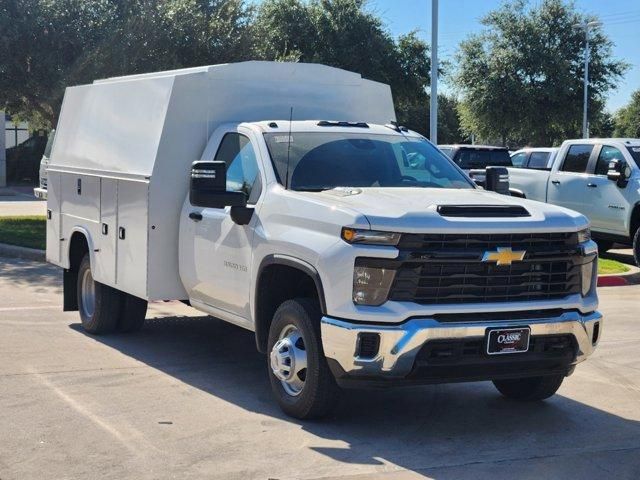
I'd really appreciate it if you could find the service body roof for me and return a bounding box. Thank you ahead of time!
[50,61,396,177]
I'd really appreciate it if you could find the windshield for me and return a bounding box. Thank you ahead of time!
[454,149,512,169]
[263,132,474,191]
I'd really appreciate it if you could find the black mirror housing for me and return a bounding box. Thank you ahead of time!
[607,159,630,187]
[485,166,510,195]
[190,160,247,208]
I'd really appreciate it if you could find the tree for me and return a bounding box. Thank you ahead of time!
[253,0,466,139]
[0,0,255,128]
[614,90,640,138]
[455,0,627,146]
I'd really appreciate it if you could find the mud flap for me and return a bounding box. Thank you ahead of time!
[63,268,79,311]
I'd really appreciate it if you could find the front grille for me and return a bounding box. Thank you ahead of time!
[415,335,577,364]
[408,335,578,382]
[376,232,583,305]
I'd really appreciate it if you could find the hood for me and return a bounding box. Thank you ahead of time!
[296,187,588,233]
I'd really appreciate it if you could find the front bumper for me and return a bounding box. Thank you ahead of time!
[33,187,47,200]
[321,310,602,386]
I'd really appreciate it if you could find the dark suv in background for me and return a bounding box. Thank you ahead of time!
[438,145,513,171]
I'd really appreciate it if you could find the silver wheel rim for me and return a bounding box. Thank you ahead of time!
[270,324,308,396]
[80,267,96,318]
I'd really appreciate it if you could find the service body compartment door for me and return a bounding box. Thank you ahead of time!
[45,171,62,264]
[116,179,148,299]
[93,178,117,285]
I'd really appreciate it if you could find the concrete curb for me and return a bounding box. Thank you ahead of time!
[0,243,45,262]
[597,264,640,287]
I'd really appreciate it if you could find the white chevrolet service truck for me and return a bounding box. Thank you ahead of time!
[47,62,602,419]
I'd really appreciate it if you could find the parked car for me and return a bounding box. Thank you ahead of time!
[46,62,602,419]
[510,147,559,170]
[33,129,55,199]
[509,138,640,264]
[6,134,47,184]
[438,144,513,171]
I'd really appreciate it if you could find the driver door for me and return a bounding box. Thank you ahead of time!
[183,127,264,321]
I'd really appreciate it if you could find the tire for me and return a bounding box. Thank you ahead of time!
[77,254,121,335]
[493,374,565,401]
[117,293,148,333]
[267,298,339,419]
[595,239,613,253]
[633,227,640,267]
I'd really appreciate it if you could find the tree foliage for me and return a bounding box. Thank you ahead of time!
[614,90,640,138]
[1,0,467,140]
[455,0,627,146]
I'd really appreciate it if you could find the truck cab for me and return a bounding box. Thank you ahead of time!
[509,138,640,263]
[46,63,603,419]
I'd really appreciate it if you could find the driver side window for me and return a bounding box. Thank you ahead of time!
[215,133,262,203]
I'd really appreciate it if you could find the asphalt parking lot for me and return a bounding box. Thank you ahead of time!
[1,258,639,480]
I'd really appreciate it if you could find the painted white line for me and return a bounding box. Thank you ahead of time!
[0,305,59,312]
[29,367,163,455]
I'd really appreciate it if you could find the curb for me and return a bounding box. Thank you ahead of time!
[597,264,640,287]
[0,243,46,262]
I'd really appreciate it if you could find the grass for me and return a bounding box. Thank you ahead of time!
[598,258,630,275]
[0,216,46,250]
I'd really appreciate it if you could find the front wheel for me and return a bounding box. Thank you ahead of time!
[493,374,564,401]
[267,298,339,419]
[77,254,121,334]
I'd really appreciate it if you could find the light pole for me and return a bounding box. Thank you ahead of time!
[573,20,601,139]
[430,0,438,144]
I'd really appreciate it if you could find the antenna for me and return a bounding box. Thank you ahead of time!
[285,107,293,189]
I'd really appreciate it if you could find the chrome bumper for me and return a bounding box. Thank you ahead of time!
[321,310,602,380]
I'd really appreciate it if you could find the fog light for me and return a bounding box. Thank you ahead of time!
[581,260,595,296]
[356,333,381,359]
[353,266,396,306]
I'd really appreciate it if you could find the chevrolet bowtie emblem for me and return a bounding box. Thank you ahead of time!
[482,247,526,266]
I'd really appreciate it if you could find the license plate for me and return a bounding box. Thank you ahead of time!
[486,327,530,355]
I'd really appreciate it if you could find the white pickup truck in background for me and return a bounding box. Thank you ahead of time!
[509,138,640,265]
[46,62,602,419]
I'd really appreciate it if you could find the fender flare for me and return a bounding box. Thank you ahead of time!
[64,226,97,270]
[254,254,327,352]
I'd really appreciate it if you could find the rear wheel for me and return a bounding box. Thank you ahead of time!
[77,254,121,335]
[633,228,640,267]
[267,298,339,419]
[493,374,564,401]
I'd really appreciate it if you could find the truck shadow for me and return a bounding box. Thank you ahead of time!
[70,313,640,478]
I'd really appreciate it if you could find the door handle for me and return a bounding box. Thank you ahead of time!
[189,211,203,222]
[587,183,598,188]
[551,180,561,185]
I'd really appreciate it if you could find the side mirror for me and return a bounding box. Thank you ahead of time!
[485,166,510,195]
[470,166,510,195]
[190,161,247,209]
[607,159,631,187]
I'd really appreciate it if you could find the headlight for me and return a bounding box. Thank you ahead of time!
[581,259,596,296]
[341,227,400,246]
[353,266,396,306]
[577,228,591,243]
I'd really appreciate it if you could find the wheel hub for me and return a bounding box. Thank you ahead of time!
[80,268,96,318]
[269,325,307,396]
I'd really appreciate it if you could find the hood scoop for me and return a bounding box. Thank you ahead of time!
[437,205,530,218]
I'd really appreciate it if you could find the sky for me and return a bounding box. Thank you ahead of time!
[365,0,640,112]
